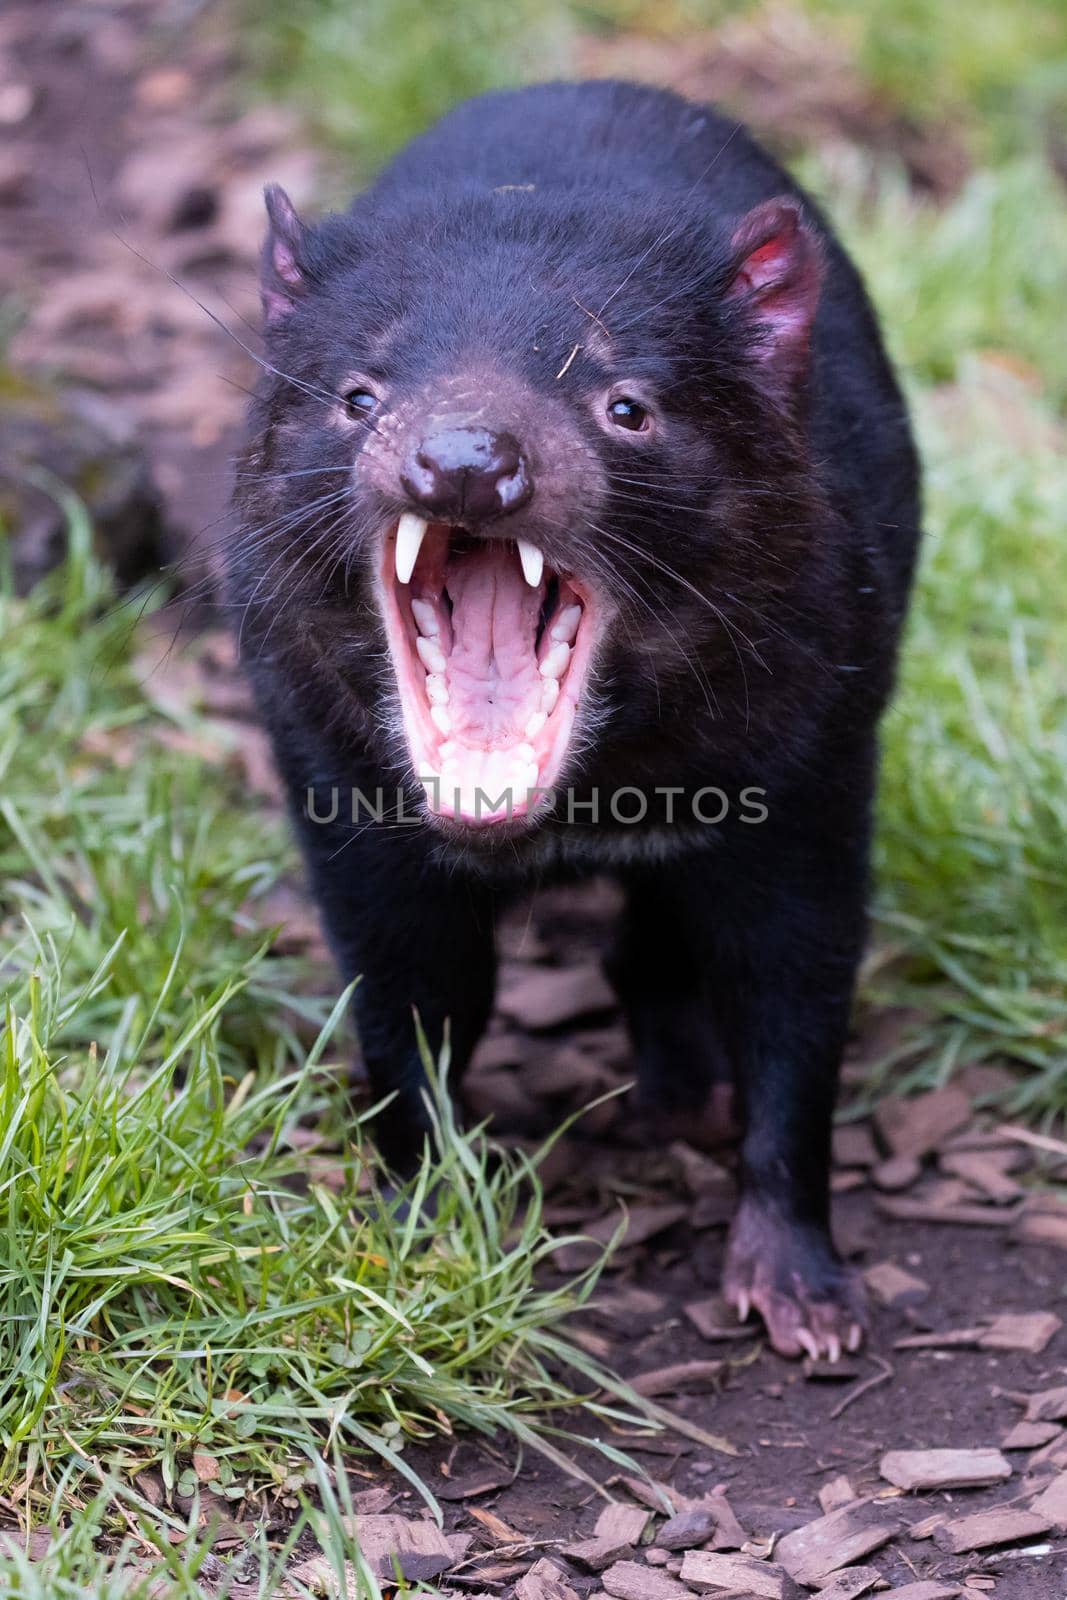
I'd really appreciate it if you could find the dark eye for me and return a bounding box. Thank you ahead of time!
[343,387,379,419]
[607,396,650,432]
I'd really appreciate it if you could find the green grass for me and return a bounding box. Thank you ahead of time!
[797,160,1067,1107]
[0,494,732,1588]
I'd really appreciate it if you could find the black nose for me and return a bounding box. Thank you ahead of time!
[400,427,532,523]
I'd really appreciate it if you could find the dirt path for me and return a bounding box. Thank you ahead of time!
[5,5,1067,1595]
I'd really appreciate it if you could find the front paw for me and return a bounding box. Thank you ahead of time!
[723,1197,866,1362]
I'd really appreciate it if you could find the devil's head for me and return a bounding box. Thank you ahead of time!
[232,149,827,846]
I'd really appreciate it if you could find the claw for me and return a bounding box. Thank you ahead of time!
[846,1321,864,1353]
[797,1327,821,1362]
[736,1290,751,1324]
[825,1332,841,1365]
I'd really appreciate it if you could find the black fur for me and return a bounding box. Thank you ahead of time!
[230,81,920,1355]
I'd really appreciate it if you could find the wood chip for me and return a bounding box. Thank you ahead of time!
[775,1504,902,1587]
[818,1477,857,1516]
[562,1536,636,1573]
[933,1507,1052,1554]
[875,1087,971,1159]
[1002,1421,1062,1449]
[865,1261,930,1308]
[812,1569,881,1600]
[1029,1470,1067,1531]
[879,1449,1011,1493]
[908,1513,948,1541]
[1014,1210,1067,1249]
[893,1328,985,1351]
[980,1310,1061,1352]
[882,1586,962,1600]
[684,1296,755,1342]
[630,1359,723,1397]
[833,1125,879,1168]
[601,1559,692,1599]
[437,1465,513,1501]
[586,1203,690,1249]
[319,1515,455,1583]
[679,1549,791,1598]
[872,1155,922,1192]
[515,1558,580,1600]
[563,1504,651,1573]
[893,1312,1059,1353]
[702,1493,749,1552]
[468,1506,526,1545]
[938,1150,1022,1204]
[657,1508,717,1551]
[596,1505,651,1545]
[1025,1386,1067,1423]
[876,1194,1023,1226]
[498,963,615,1029]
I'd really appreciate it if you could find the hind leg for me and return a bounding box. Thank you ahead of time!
[610,870,739,1148]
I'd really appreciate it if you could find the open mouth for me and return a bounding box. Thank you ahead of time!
[378,513,599,826]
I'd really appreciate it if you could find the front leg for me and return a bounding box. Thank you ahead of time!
[674,802,871,1360]
[295,799,498,1174]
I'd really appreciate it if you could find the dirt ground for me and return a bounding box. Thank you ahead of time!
[4,2,1067,1595]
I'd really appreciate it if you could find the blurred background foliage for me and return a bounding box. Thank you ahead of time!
[246,0,1067,174]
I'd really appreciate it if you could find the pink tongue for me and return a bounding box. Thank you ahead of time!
[445,545,543,744]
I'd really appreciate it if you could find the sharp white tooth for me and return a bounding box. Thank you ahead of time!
[395,513,428,584]
[425,673,449,705]
[540,677,559,713]
[514,743,536,761]
[551,604,582,644]
[517,539,544,589]
[416,635,446,674]
[430,704,452,735]
[524,711,547,739]
[411,597,439,637]
[539,641,571,680]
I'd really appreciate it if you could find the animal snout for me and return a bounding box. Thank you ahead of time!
[400,427,532,523]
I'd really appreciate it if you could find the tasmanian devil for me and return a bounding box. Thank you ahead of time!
[230,79,921,1361]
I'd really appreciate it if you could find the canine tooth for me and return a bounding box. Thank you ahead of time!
[416,635,446,674]
[539,641,571,680]
[540,677,559,713]
[425,673,449,705]
[430,704,452,735]
[411,597,439,637]
[524,711,547,738]
[517,539,544,589]
[551,604,582,644]
[395,512,428,584]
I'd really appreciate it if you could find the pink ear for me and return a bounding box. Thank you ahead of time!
[261,184,310,328]
[725,199,821,389]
